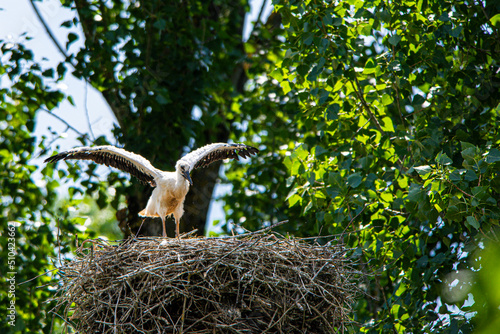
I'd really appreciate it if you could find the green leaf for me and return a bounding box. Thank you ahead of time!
[324,212,334,224]
[381,116,395,132]
[332,17,343,26]
[61,20,73,28]
[153,19,167,30]
[446,205,463,221]
[326,103,339,120]
[66,32,79,49]
[407,185,426,202]
[436,152,453,165]
[303,200,313,213]
[414,165,432,178]
[347,173,362,188]
[472,186,488,200]
[293,145,309,161]
[327,172,342,187]
[466,216,480,230]
[417,255,429,267]
[460,142,476,150]
[269,68,283,82]
[491,13,500,27]
[296,64,309,77]
[67,95,76,106]
[363,58,377,74]
[288,193,302,207]
[303,32,314,45]
[450,26,463,38]
[314,145,329,157]
[381,93,394,106]
[388,34,401,46]
[156,93,170,105]
[486,148,500,163]
[323,15,333,26]
[281,81,291,94]
[42,68,54,78]
[449,170,462,182]
[72,217,88,225]
[461,147,477,161]
[464,170,478,182]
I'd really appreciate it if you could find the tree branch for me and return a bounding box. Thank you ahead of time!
[83,81,95,140]
[30,0,110,138]
[29,0,69,61]
[351,75,385,135]
[40,107,89,139]
[247,0,269,39]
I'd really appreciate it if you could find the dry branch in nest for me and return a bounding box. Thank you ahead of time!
[54,233,358,333]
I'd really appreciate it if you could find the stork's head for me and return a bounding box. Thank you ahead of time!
[176,161,193,185]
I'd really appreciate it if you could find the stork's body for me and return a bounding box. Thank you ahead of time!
[44,143,259,237]
[140,170,189,237]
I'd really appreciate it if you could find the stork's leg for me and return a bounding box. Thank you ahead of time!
[161,216,167,238]
[173,206,183,239]
[175,217,180,239]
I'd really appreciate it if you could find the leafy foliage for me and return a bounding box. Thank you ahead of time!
[222,18,304,233]
[0,41,95,333]
[256,0,500,332]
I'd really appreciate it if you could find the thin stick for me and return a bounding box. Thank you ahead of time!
[223,219,289,238]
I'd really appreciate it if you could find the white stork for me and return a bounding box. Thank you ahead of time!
[44,143,259,238]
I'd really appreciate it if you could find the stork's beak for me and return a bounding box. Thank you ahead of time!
[182,170,193,185]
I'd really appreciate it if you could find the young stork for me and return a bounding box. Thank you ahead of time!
[44,143,259,238]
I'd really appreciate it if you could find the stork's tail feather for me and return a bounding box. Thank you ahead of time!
[138,209,160,218]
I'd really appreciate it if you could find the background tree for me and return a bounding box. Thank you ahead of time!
[0,42,96,333]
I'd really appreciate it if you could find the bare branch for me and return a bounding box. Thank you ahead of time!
[351,75,385,135]
[40,107,89,139]
[83,81,95,140]
[29,0,69,61]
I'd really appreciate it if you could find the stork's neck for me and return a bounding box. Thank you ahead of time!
[176,169,186,183]
[176,168,191,189]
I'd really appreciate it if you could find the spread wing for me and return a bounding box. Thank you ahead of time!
[178,143,259,172]
[44,145,162,187]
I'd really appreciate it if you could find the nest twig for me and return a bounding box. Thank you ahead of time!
[53,233,358,333]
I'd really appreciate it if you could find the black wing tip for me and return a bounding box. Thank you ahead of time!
[44,147,89,163]
[44,153,67,164]
[234,143,259,153]
[239,145,259,156]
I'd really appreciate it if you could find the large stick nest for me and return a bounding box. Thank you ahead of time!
[54,234,358,333]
